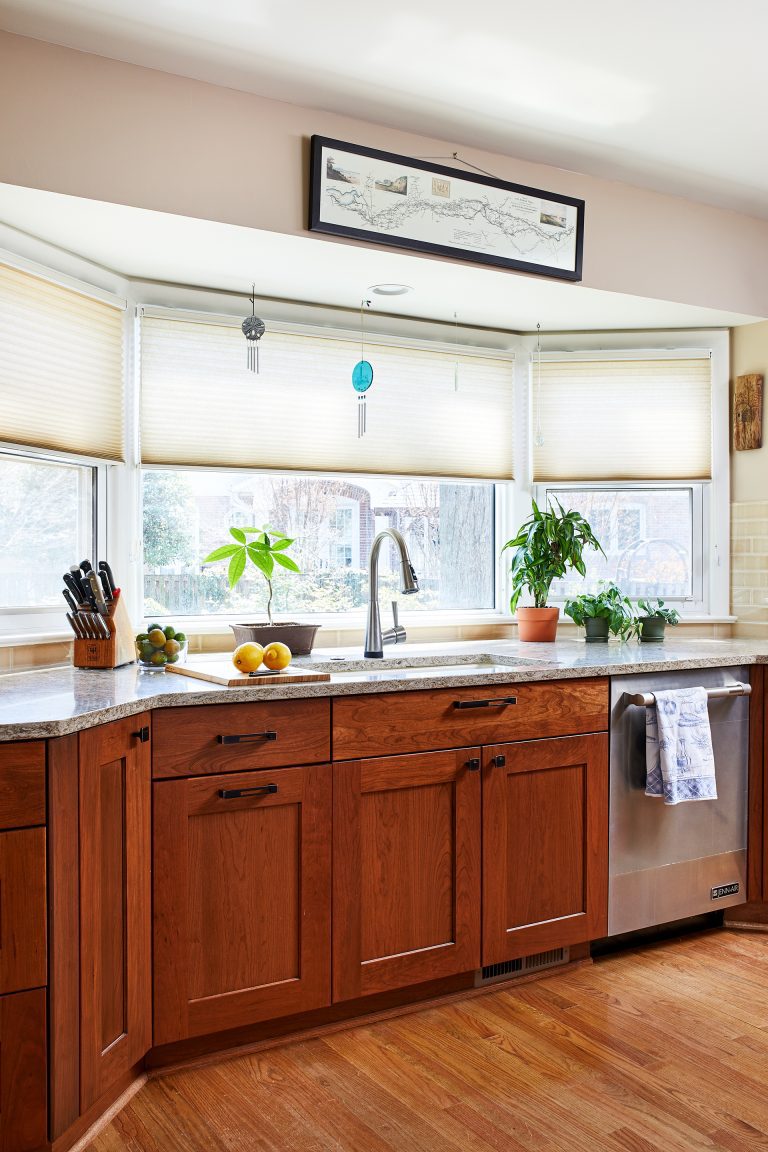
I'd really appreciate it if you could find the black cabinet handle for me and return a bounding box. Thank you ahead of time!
[132,725,150,743]
[453,697,517,710]
[217,731,277,744]
[465,757,481,771]
[492,754,507,767]
[218,784,279,799]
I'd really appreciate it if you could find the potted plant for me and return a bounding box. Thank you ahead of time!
[564,581,634,642]
[501,499,604,642]
[632,598,680,643]
[203,525,320,655]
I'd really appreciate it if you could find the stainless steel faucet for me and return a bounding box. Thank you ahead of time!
[364,529,419,658]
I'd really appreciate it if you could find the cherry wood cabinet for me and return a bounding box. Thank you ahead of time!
[153,762,332,1044]
[0,988,47,1152]
[78,715,152,1112]
[0,828,46,995]
[482,733,609,964]
[333,749,482,1001]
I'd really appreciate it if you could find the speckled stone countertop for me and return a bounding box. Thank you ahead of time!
[0,637,764,741]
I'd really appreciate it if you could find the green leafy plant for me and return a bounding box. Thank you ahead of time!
[629,597,680,639]
[202,525,300,625]
[501,498,605,613]
[564,581,634,640]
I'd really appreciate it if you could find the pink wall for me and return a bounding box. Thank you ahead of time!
[1,31,767,317]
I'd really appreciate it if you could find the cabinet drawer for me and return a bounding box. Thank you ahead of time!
[0,742,45,829]
[153,698,331,778]
[332,677,609,759]
[0,827,46,994]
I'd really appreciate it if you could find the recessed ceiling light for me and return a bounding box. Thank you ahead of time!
[369,283,413,296]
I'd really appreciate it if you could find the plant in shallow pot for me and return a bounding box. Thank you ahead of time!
[564,581,634,643]
[501,498,605,642]
[631,598,680,643]
[202,525,320,655]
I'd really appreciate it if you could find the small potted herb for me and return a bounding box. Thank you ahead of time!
[632,598,680,643]
[501,498,604,642]
[564,582,634,643]
[203,525,320,654]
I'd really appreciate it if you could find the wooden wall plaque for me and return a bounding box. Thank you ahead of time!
[733,373,763,451]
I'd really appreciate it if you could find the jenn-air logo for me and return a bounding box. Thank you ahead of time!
[711,883,740,900]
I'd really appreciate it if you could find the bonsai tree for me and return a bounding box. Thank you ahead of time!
[502,498,605,613]
[202,525,300,625]
[564,581,634,641]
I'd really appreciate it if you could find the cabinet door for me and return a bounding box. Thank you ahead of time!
[333,749,481,1002]
[0,828,46,995]
[483,733,608,965]
[153,763,332,1045]
[0,989,46,1152]
[79,715,152,1111]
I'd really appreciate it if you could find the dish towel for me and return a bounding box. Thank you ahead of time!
[645,687,717,805]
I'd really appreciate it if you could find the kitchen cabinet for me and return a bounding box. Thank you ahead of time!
[78,715,152,1111]
[0,989,47,1152]
[333,749,481,1001]
[482,733,609,964]
[153,762,332,1044]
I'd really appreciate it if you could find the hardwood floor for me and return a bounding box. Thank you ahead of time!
[86,929,768,1152]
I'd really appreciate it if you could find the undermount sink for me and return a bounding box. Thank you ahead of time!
[294,652,555,674]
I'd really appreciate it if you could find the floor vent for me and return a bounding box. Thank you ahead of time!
[475,947,569,987]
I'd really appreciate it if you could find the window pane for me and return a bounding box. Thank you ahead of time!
[142,470,495,618]
[543,487,693,601]
[0,455,94,608]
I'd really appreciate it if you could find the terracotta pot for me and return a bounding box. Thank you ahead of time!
[516,606,560,642]
[230,622,320,656]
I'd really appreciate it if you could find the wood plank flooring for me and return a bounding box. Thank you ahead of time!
[86,930,768,1152]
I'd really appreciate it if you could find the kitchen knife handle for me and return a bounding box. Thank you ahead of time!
[63,573,86,606]
[87,570,108,615]
[98,561,116,597]
[98,570,113,603]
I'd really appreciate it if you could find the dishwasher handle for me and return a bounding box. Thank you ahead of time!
[623,682,751,707]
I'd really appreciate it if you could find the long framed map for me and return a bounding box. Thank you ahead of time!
[309,135,585,282]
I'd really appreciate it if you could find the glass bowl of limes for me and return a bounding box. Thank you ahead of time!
[135,624,188,671]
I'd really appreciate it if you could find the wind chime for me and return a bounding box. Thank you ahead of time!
[352,298,373,437]
[241,284,266,373]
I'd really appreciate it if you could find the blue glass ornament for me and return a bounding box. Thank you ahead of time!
[352,359,373,436]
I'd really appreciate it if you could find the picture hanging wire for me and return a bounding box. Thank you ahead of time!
[534,323,544,448]
[351,298,374,438]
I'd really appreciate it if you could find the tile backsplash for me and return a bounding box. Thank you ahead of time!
[732,501,768,637]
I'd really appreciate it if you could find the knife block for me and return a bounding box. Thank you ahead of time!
[73,593,135,669]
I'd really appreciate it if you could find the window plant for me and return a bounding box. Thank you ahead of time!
[564,581,634,643]
[501,498,605,642]
[203,525,320,654]
[632,598,680,643]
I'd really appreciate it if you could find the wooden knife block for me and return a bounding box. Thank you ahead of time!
[73,594,135,669]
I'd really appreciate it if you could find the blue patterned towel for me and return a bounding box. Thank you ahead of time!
[645,687,717,805]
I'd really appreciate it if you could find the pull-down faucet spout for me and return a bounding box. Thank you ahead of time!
[364,529,419,658]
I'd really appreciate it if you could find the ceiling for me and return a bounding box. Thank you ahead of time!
[1,0,767,219]
[0,182,761,333]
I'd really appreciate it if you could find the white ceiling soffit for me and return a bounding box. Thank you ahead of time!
[0,183,761,332]
[1,0,768,218]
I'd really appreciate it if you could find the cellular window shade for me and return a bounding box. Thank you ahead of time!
[532,356,712,481]
[140,316,514,479]
[0,263,124,460]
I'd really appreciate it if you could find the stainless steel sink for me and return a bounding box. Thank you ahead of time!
[294,652,555,674]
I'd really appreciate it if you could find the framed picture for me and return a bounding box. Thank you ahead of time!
[309,135,585,282]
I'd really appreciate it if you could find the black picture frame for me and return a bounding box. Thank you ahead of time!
[309,135,584,282]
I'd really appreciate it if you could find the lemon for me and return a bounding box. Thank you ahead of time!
[147,628,166,648]
[232,642,264,673]
[262,641,292,672]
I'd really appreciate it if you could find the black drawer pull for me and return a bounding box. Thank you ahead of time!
[453,697,517,710]
[219,784,279,799]
[493,754,506,768]
[465,757,481,771]
[132,726,150,743]
[217,731,277,744]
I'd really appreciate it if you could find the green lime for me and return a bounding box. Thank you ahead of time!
[149,650,167,666]
[174,632,187,643]
[138,641,155,661]
[166,652,180,663]
[135,632,149,643]
[145,623,161,634]
[164,625,176,639]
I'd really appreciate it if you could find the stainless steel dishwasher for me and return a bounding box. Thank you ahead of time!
[608,666,750,936]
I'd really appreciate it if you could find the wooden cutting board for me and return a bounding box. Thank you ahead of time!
[166,660,331,687]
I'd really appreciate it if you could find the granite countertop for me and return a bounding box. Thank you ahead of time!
[0,637,764,741]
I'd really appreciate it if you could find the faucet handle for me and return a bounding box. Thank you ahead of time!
[391,600,399,629]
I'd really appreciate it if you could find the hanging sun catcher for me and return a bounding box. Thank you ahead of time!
[242,284,266,373]
[352,298,373,437]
